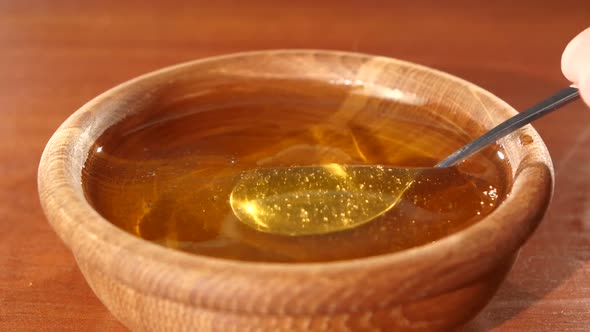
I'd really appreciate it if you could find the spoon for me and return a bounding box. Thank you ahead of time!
[230,86,580,236]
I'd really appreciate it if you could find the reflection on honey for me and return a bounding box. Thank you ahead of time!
[82,79,509,262]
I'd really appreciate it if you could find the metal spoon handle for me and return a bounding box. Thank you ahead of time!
[436,86,580,168]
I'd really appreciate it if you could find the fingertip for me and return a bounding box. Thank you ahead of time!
[579,75,590,107]
[562,27,590,84]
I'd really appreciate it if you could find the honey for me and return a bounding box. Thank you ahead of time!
[82,79,509,263]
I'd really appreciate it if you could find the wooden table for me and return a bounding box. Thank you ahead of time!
[2,1,589,331]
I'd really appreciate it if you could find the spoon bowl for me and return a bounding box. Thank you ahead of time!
[230,164,415,235]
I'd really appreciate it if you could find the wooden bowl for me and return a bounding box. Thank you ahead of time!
[38,50,553,331]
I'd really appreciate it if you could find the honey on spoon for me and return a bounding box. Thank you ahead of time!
[230,86,579,236]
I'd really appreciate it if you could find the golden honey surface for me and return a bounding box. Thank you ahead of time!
[83,79,508,262]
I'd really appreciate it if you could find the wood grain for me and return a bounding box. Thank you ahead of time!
[2,1,590,331]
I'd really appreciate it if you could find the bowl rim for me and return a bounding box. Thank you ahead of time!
[37,49,553,295]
